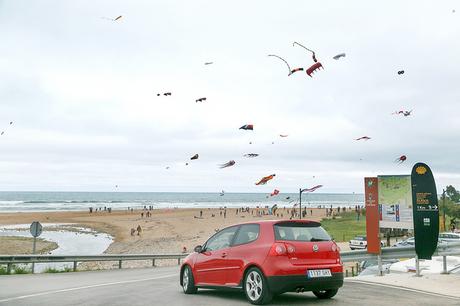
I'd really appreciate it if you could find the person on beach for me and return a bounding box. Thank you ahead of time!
[137,225,142,235]
[130,228,136,236]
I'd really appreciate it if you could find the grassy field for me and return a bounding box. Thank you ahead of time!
[320,211,366,242]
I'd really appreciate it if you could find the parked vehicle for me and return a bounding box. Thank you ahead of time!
[349,235,385,250]
[438,232,460,243]
[392,237,415,247]
[392,236,451,247]
[180,220,343,305]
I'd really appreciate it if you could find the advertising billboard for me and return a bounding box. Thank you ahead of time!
[378,175,413,229]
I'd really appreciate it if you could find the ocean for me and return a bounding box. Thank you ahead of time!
[0,192,364,212]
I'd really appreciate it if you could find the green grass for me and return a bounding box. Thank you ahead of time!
[12,265,31,274]
[320,212,367,242]
[0,265,7,275]
[44,267,73,273]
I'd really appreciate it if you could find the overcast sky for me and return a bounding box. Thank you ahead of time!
[0,0,459,193]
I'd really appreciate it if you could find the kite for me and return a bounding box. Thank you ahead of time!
[220,190,225,196]
[392,110,413,117]
[219,160,235,168]
[243,153,259,158]
[165,166,170,169]
[0,131,4,135]
[398,70,405,75]
[268,54,303,76]
[9,122,12,125]
[195,97,206,103]
[190,154,199,160]
[293,41,323,77]
[270,189,280,197]
[333,53,346,60]
[115,185,118,188]
[285,196,291,200]
[395,155,407,163]
[185,162,189,166]
[301,185,323,193]
[279,134,288,137]
[355,136,371,141]
[157,92,172,96]
[239,124,253,130]
[255,174,276,185]
[102,15,123,21]
[204,62,213,65]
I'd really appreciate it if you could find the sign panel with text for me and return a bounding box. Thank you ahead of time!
[411,163,439,260]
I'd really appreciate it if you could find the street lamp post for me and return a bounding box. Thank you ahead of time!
[299,188,302,220]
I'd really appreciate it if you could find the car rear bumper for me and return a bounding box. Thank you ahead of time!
[266,272,343,294]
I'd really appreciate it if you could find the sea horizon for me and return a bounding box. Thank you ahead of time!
[0,191,364,212]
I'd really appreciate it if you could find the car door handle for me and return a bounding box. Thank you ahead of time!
[221,252,227,258]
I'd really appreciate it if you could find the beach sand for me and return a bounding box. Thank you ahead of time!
[0,207,328,269]
[0,236,58,255]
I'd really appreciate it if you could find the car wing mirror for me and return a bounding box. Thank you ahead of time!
[194,245,203,253]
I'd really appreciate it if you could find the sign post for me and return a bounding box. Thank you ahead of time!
[30,221,43,273]
[364,178,381,254]
[411,163,439,261]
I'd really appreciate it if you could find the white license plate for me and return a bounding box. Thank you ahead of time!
[307,269,332,278]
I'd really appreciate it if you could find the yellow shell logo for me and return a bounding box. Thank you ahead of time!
[416,166,427,175]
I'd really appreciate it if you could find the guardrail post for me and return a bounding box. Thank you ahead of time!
[377,255,383,276]
[177,258,181,266]
[73,261,77,272]
[441,256,448,274]
[119,260,122,269]
[152,259,156,267]
[415,255,421,277]
[351,266,355,276]
[345,269,348,277]
[7,263,12,274]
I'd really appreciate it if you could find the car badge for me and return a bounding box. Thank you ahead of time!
[312,244,319,252]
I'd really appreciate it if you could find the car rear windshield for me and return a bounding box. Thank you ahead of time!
[354,236,366,241]
[273,222,331,242]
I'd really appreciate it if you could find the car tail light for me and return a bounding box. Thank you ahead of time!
[270,243,287,256]
[286,244,295,254]
[331,244,337,252]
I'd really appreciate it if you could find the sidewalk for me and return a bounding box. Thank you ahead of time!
[347,272,460,299]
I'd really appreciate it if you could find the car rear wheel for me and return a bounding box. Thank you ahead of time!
[182,265,197,294]
[244,267,272,305]
[313,288,338,299]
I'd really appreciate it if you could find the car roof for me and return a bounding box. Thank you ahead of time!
[226,219,322,226]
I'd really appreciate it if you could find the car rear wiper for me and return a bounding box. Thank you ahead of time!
[310,238,330,242]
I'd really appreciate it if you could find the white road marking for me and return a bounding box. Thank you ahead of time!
[0,273,176,303]
[346,279,460,300]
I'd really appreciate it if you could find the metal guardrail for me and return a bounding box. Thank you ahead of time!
[1,242,459,274]
[340,241,460,275]
[0,254,188,274]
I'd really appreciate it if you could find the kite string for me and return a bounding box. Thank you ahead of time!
[293,42,315,54]
[268,54,292,75]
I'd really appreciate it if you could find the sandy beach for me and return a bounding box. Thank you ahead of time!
[0,236,58,255]
[0,207,328,267]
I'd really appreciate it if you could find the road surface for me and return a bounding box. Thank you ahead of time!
[0,267,459,305]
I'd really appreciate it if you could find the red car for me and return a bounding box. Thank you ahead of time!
[180,220,343,305]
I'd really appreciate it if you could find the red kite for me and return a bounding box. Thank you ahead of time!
[255,174,276,185]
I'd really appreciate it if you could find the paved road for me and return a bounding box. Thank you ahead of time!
[0,267,459,306]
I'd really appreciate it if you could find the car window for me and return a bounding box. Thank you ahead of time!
[274,222,331,242]
[205,226,238,251]
[233,224,260,245]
